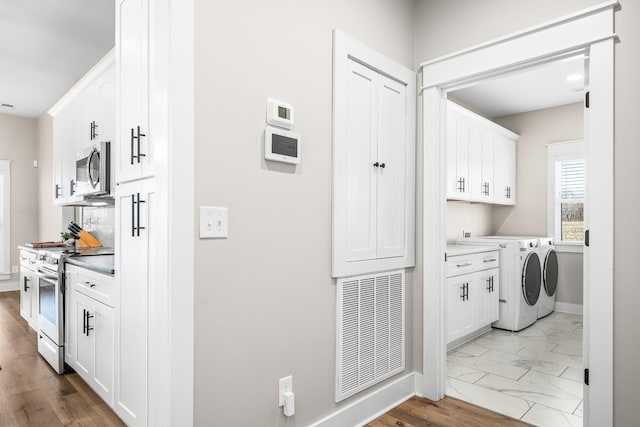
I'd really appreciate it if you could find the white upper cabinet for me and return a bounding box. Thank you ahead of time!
[116,0,151,183]
[332,31,415,278]
[446,101,518,205]
[50,51,115,205]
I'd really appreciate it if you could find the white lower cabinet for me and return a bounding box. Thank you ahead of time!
[19,249,39,330]
[447,250,500,344]
[66,265,115,406]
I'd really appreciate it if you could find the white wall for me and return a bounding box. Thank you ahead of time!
[415,1,640,424]
[494,103,584,306]
[446,202,493,242]
[0,113,39,282]
[193,0,415,425]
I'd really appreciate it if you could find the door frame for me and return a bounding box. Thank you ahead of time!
[419,2,617,426]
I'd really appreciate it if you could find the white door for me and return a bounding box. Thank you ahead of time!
[376,74,407,259]
[486,269,499,323]
[480,131,494,202]
[446,277,463,342]
[474,272,489,328]
[344,59,378,263]
[453,114,471,199]
[460,277,475,337]
[73,291,93,379]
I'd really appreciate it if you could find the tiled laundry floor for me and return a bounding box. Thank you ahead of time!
[447,312,583,426]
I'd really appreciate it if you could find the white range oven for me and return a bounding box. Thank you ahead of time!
[36,250,66,373]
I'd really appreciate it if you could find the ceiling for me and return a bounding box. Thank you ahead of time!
[0,0,114,118]
[449,55,585,118]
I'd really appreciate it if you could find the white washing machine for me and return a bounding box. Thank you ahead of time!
[457,236,542,331]
[536,237,558,318]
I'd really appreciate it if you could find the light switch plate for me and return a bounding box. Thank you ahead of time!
[200,206,228,238]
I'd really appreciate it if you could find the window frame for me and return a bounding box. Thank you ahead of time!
[547,140,584,253]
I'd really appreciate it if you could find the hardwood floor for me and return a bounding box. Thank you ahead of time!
[0,291,124,426]
[366,396,530,427]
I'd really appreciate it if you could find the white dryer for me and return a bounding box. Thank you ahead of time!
[457,237,542,331]
[536,237,558,318]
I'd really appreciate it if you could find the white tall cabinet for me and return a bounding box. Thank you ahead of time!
[332,31,416,278]
[115,0,153,424]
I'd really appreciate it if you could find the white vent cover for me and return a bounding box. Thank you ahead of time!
[336,269,405,402]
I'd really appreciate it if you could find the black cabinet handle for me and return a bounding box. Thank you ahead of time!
[460,284,465,300]
[136,193,146,236]
[86,311,94,336]
[373,162,379,167]
[82,308,87,335]
[131,126,147,164]
[93,121,98,139]
[131,194,136,236]
[55,184,61,199]
[130,128,136,164]
[24,277,30,292]
[69,179,76,196]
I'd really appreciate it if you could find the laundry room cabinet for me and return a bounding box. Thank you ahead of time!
[446,247,500,345]
[332,43,416,278]
[446,101,518,205]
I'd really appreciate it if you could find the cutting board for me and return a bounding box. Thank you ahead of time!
[25,242,66,248]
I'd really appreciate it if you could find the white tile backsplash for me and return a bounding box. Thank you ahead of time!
[80,206,115,248]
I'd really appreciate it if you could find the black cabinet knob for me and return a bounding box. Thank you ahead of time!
[380,163,385,168]
[373,162,379,167]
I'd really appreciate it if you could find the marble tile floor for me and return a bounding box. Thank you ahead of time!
[446,311,583,427]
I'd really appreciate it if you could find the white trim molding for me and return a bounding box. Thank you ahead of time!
[419,3,617,426]
[310,373,417,427]
[0,281,19,292]
[554,302,583,315]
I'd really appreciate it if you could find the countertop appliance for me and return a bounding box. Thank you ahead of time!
[457,236,542,331]
[34,246,114,373]
[75,141,110,197]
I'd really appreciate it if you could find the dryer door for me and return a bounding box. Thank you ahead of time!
[522,252,542,306]
[543,249,558,297]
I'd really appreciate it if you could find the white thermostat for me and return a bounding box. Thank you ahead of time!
[267,98,295,129]
[265,126,301,164]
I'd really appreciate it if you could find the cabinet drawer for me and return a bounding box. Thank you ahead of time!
[476,251,499,270]
[75,270,114,308]
[447,254,476,277]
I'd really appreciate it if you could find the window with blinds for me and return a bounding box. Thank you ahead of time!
[557,159,584,242]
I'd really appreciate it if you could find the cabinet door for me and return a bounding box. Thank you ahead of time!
[376,74,407,259]
[72,291,93,380]
[474,271,490,328]
[95,65,115,146]
[447,110,471,200]
[460,277,475,337]
[19,270,32,322]
[65,269,76,364]
[447,277,463,343]
[344,59,378,263]
[480,131,494,202]
[116,0,151,183]
[469,124,482,200]
[486,269,500,323]
[494,136,516,205]
[92,299,115,406]
[115,178,153,425]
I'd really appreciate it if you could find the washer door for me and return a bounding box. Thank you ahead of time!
[522,252,542,306]
[544,249,559,297]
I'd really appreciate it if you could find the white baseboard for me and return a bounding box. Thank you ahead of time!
[310,372,416,427]
[554,302,583,315]
[0,281,19,292]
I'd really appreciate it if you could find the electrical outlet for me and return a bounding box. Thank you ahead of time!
[463,230,472,238]
[11,265,18,274]
[278,375,293,407]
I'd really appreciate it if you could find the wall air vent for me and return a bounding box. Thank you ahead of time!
[335,269,405,402]
[1,104,15,109]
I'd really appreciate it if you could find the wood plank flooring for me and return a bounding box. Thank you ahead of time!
[0,291,124,426]
[366,396,530,427]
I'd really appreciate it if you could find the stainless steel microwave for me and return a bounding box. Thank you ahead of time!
[75,141,110,197]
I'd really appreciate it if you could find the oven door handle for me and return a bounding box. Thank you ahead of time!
[36,269,59,281]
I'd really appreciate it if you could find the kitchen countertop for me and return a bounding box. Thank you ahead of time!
[65,255,115,275]
[447,244,499,257]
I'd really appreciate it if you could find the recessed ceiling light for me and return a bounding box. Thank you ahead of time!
[566,73,584,82]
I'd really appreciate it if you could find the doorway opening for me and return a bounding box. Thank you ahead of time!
[419,4,616,426]
[443,54,586,424]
